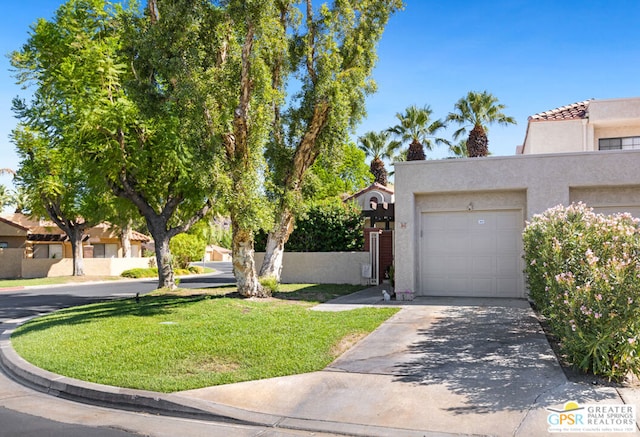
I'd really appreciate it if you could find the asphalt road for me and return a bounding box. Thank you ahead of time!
[0,262,284,437]
[0,262,235,324]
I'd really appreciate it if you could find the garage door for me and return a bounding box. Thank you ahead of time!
[420,210,523,298]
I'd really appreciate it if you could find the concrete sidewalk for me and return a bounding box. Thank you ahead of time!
[2,287,640,436]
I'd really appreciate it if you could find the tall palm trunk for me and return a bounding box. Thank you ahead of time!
[467,124,489,157]
[370,157,388,185]
[406,139,426,160]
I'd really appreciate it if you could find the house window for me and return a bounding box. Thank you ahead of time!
[0,242,8,249]
[93,243,118,258]
[33,244,63,259]
[599,136,640,151]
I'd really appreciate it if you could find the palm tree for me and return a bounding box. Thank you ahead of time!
[0,185,11,211]
[447,91,516,157]
[388,105,449,161]
[449,139,468,158]
[358,131,400,186]
[11,186,30,214]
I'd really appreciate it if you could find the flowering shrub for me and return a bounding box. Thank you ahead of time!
[523,202,640,380]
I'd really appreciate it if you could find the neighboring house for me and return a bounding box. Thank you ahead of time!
[518,97,640,154]
[345,182,395,228]
[345,182,395,285]
[395,97,640,299]
[0,213,150,259]
[205,244,232,262]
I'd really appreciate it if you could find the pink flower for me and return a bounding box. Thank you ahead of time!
[595,294,603,301]
[594,313,602,319]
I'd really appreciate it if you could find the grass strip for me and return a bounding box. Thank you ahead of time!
[11,286,397,393]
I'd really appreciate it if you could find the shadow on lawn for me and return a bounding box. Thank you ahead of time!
[9,295,210,339]
[273,284,366,304]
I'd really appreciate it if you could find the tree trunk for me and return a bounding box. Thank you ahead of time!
[233,226,268,297]
[43,203,87,277]
[406,139,426,160]
[69,227,85,276]
[259,208,294,281]
[145,218,176,289]
[121,221,132,258]
[467,124,489,157]
[154,235,175,289]
[259,101,331,281]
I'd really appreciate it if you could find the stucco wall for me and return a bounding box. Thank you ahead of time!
[20,257,153,278]
[254,252,370,285]
[523,119,585,154]
[0,249,24,279]
[394,150,640,296]
[589,97,640,123]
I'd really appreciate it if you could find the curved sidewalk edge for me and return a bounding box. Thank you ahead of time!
[0,323,439,437]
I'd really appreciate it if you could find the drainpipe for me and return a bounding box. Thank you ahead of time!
[582,119,588,151]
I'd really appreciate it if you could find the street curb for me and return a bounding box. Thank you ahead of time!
[0,321,448,437]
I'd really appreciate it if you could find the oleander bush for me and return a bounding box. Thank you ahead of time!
[523,202,640,381]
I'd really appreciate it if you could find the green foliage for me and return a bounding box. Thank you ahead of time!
[121,268,158,279]
[302,142,373,201]
[387,105,449,155]
[259,276,280,293]
[169,233,206,270]
[523,203,640,380]
[447,90,516,157]
[257,200,363,252]
[210,223,233,250]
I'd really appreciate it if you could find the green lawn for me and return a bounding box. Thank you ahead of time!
[11,284,397,393]
[0,276,121,288]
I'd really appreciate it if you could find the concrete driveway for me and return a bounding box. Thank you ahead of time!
[180,290,636,436]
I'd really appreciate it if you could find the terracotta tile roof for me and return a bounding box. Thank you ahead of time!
[0,213,150,241]
[0,213,64,235]
[529,100,592,121]
[343,182,394,203]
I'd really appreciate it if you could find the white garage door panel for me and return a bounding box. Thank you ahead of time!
[420,210,524,298]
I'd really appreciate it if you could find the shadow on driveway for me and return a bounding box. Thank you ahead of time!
[393,304,569,414]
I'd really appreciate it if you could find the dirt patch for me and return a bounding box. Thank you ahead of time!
[331,332,368,358]
[179,357,241,375]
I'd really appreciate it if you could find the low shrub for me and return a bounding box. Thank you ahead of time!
[170,233,206,269]
[523,203,640,380]
[121,268,158,278]
[259,276,280,293]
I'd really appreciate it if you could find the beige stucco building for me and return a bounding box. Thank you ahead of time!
[518,97,640,154]
[395,97,640,299]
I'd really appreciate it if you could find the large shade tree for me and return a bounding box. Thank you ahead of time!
[388,104,448,161]
[357,130,399,186]
[11,0,225,288]
[447,91,516,157]
[12,124,95,276]
[259,0,403,282]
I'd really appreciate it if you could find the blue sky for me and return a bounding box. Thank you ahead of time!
[1,1,640,189]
